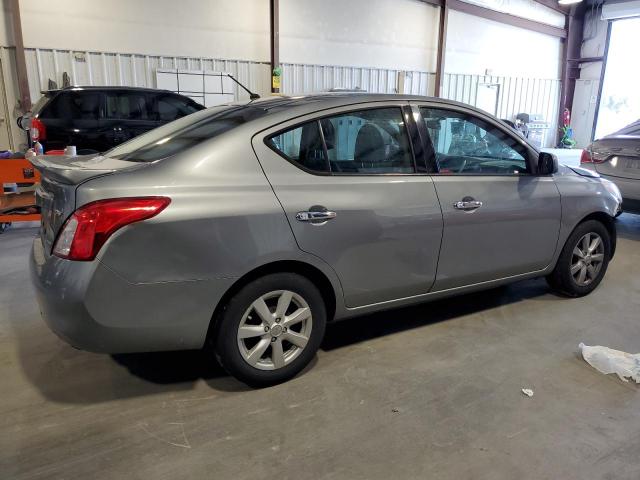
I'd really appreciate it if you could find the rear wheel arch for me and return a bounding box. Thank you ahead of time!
[207,260,338,342]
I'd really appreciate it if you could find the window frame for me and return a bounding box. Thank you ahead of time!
[411,101,540,176]
[264,103,422,176]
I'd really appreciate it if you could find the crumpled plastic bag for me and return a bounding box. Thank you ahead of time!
[579,343,640,383]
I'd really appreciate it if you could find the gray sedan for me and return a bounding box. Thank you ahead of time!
[581,120,640,214]
[30,94,622,386]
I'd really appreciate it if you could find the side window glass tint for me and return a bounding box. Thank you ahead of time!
[268,121,329,173]
[42,92,101,121]
[420,107,528,175]
[106,92,151,120]
[322,108,414,174]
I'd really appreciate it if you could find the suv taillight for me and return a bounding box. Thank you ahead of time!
[31,117,47,141]
[53,197,171,261]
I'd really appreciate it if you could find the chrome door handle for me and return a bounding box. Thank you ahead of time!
[453,200,483,211]
[296,210,337,222]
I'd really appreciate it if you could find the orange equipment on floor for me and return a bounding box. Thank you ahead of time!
[0,159,42,224]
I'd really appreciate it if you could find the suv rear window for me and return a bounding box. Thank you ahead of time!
[40,91,101,120]
[106,104,268,162]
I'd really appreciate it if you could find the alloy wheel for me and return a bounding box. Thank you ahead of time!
[570,232,605,287]
[237,290,313,370]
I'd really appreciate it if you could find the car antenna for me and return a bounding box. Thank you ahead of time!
[226,74,260,100]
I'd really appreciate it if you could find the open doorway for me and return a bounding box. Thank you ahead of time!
[594,17,640,139]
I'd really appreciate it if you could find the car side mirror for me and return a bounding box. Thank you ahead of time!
[538,152,558,175]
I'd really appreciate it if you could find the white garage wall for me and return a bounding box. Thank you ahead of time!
[13,0,270,62]
[446,10,562,78]
[0,0,564,150]
[280,0,440,71]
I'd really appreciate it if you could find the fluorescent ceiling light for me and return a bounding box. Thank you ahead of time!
[558,0,582,5]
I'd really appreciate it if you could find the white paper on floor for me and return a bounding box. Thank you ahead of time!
[579,343,640,383]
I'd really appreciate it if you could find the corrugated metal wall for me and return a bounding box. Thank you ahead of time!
[440,73,561,132]
[23,48,271,102]
[279,62,434,96]
[8,47,559,148]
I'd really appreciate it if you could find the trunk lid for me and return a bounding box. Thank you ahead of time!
[31,154,149,253]
[592,137,640,180]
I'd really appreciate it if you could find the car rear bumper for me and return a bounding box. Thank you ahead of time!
[30,235,233,353]
[598,174,640,214]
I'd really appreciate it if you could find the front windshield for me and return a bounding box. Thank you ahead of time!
[106,104,269,162]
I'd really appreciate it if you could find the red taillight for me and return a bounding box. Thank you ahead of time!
[31,117,47,141]
[53,197,171,261]
[580,149,592,164]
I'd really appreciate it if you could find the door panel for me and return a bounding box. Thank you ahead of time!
[252,104,443,308]
[431,176,561,290]
[414,103,561,290]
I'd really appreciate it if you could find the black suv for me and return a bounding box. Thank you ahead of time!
[25,86,205,152]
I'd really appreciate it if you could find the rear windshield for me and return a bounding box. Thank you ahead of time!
[106,104,269,162]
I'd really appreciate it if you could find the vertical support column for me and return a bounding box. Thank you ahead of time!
[270,0,281,94]
[557,5,585,145]
[434,0,448,98]
[9,0,31,111]
[591,21,611,142]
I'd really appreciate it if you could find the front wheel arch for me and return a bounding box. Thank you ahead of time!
[573,212,616,259]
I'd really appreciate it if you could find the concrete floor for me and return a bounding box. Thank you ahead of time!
[1,215,639,480]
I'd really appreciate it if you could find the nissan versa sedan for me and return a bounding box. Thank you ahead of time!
[30,94,622,386]
[581,119,640,214]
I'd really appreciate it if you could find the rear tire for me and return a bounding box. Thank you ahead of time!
[546,220,611,297]
[214,273,326,387]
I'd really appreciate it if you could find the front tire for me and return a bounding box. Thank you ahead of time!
[547,220,611,297]
[214,273,326,387]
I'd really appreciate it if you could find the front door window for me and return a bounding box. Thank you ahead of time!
[420,107,529,175]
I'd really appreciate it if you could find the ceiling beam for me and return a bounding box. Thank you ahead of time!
[531,0,570,16]
[447,0,567,38]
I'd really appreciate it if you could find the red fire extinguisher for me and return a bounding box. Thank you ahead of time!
[563,108,571,127]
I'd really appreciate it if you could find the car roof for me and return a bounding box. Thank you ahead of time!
[210,92,515,135]
[219,92,496,121]
[43,86,176,95]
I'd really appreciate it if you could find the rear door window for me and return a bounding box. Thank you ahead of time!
[267,107,415,175]
[322,108,414,174]
[105,92,152,120]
